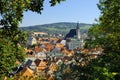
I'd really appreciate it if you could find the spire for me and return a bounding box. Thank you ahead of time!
[76,22,79,29]
[76,22,80,39]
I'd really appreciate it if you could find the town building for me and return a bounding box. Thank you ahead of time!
[65,23,84,49]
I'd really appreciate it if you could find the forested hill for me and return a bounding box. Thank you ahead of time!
[20,22,92,34]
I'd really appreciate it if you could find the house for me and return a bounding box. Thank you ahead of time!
[39,41,50,45]
[25,48,35,58]
[45,43,54,52]
[24,59,33,68]
[68,50,75,57]
[26,51,36,58]
[55,43,64,49]
[34,46,43,53]
[25,57,36,63]
[48,48,64,59]
[61,48,69,55]
[16,67,34,79]
[49,63,58,72]
[26,36,37,46]
[61,48,75,56]
[33,32,48,37]
[65,23,85,49]
[60,40,66,45]
[66,39,84,49]
[34,59,47,73]
[35,52,47,60]
[29,61,36,71]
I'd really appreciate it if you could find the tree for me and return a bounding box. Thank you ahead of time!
[0,0,65,78]
[86,0,120,79]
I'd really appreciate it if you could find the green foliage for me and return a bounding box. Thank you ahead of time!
[0,30,26,78]
[85,0,120,79]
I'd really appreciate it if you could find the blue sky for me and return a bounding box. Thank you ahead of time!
[20,0,100,27]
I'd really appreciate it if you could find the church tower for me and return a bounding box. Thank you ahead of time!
[76,22,81,39]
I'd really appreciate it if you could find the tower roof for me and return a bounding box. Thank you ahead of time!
[65,29,77,39]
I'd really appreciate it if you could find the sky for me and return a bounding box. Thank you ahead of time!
[20,0,100,27]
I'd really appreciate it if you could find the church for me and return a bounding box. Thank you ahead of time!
[65,23,84,49]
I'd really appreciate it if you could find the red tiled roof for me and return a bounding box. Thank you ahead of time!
[34,46,43,53]
[55,43,64,49]
[45,44,54,51]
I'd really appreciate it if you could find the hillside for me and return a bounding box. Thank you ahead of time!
[20,22,92,34]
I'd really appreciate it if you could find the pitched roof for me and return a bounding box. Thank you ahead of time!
[65,29,76,39]
[61,48,69,55]
[45,44,54,51]
[49,38,59,42]
[61,48,75,56]
[55,43,64,49]
[49,63,58,71]
[34,46,43,53]
[34,59,41,66]
[19,67,34,77]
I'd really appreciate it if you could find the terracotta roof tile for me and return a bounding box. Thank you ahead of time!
[49,63,58,71]
[34,47,43,53]
[19,67,34,77]
[56,43,64,48]
[45,44,54,51]
[50,38,59,42]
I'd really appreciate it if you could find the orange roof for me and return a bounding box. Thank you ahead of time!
[61,48,75,56]
[19,67,34,77]
[34,59,47,67]
[25,48,33,53]
[39,41,50,45]
[34,59,47,73]
[49,38,59,42]
[49,63,58,71]
[55,43,64,49]
[61,48,69,55]
[34,46,43,53]
[81,49,89,54]
[68,50,75,57]
[38,61,47,67]
[45,44,54,51]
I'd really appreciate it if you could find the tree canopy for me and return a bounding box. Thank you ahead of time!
[86,0,120,79]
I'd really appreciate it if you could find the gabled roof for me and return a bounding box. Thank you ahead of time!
[45,43,54,51]
[34,46,43,53]
[49,63,58,71]
[34,59,41,66]
[38,61,47,67]
[61,48,69,55]
[34,59,47,67]
[61,48,75,56]
[19,67,34,77]
[50,38,59,42]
